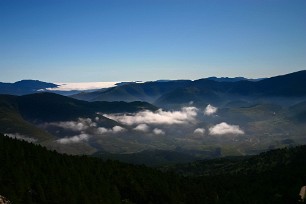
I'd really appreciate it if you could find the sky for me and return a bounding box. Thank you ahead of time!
[1,0,305,83]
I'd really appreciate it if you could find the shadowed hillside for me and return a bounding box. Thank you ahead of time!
[1,134,305,204]
[0,93,157,143]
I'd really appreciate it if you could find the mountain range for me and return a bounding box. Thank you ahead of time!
[0,75,268,98]
[0,70,306,204]
[0,70,305,157]
[1,71,305,106]
[71,71,306,108]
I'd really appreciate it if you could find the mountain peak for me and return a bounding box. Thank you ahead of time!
[206,76,263,82]
[0,80,58,96]
[13,80,58,88]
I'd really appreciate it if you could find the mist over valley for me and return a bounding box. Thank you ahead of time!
[1,1,306,202]
[1,71,306,204]
[1,71,305,159]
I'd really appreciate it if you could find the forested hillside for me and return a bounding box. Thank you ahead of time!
[0,134,185,203]
[0,134,305,204]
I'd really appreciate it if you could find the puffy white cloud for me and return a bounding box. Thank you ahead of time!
[57,133,89,144]
[50,118,96,131]
[96,127,109,134]
[62,121,87,131]
[96,126,126,134]
[134,124,150,132]
[194,128,206,135]
[204,104,218,116]
[105,107,198,125]
[153,128,165,135]
[209,122,244,135]
[112,126,126,133]
[5,133,37,143]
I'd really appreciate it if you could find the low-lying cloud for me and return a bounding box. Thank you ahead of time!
[204,104,218,116]
[47,118,126,134]
[153,128,165,135]
[96,126,126,134]
[104,107,198,125]
[5,133,37,143]
[47,82,118,91]
[209,122,244,135]
[194,128,206,135]
[50,118,96,132]
[46,118,126,144]
[134,124,150,132]
[112,126,126,133]
[57,133,89,144]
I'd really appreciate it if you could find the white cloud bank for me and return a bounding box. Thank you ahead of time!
[204,104,218,116]
[47,82,118,91]
[57,133,89,144]
[209,122,244,135]
[104,107,198,125]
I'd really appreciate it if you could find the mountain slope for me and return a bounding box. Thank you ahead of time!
[0,93,157,143]
[93,148,221,167]
[0,95,53,141]
[157,70,306,105]
[166,145,306,176]
[72,80,192,102]
[1,134,305,204]
[287,100,306,123]
[72,70,306,106]
[14,92,157,122]
[255,70,306,96]
[0,134,185,204]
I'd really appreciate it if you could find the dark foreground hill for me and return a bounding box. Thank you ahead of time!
[1,134,305,204]
[0,134,181,203]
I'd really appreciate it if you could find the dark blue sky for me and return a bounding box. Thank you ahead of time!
[1,0,305,82]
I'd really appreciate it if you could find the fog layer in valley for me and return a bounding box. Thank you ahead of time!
[30,102,305,156]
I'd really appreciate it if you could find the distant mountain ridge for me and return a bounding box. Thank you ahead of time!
[72,70,306,105]
[206,76,264,82]
[0,80,58,95]
[1,71,303,102]
[73,80,192,102]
